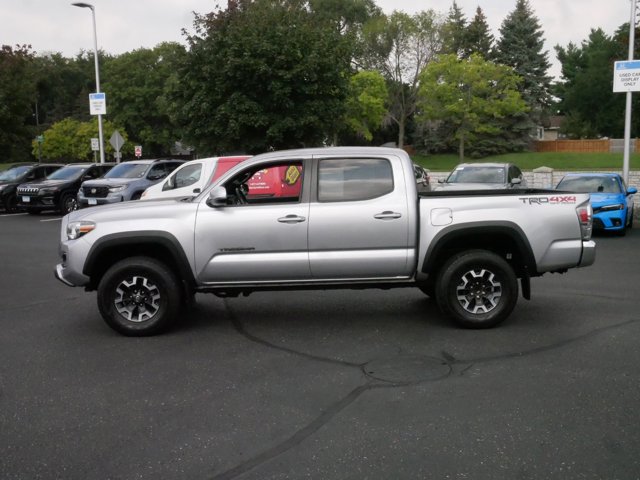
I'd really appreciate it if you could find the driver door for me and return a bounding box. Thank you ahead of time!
[194,157,311,284]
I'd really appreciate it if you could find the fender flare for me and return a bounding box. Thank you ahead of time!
[83,231,196,287]
[420,221,537,276]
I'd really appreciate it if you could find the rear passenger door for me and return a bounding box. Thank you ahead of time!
[308,155,413,279]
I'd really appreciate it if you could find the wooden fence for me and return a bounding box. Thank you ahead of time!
[534,139,610,153]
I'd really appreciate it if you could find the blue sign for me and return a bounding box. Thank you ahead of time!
[616,61,640,70]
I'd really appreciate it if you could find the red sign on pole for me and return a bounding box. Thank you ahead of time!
[134,145,142,158]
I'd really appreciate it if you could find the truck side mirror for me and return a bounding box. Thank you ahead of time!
[511,178,522,185]
[206,186,227,207]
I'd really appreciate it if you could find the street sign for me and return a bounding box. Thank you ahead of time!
[613,60,640,92]
[36,135,44,143]
[109,130,125,152]
[89,92,107,115]
[91,138,99,151]
[134,145,142,158]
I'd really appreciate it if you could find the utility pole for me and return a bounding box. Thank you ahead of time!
[623,0,638,184]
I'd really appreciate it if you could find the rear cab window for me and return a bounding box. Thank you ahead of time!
[317,158,394,202]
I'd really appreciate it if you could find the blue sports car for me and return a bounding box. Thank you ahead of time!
[556,173,637,236]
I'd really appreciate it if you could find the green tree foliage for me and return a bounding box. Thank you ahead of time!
[32,52,94,129]
[35,117,130,161]
[441,1,467,57]
[343,70,388,141]
[466,7,494,60]
[361,10,442,147]
[554,24,640,138]
[417,54,528,160]
[102,42,185,156]
[0,45,37,162]
[494,0,551,123]
[167,0,352,154]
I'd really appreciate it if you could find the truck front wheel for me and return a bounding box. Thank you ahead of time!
[435,250,518,329]
[97,256,181,336]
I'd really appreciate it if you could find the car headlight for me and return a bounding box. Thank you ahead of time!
[66,221,96,240]
[108,185,127,193]
[39,187,58,195]
[599,204,624,212]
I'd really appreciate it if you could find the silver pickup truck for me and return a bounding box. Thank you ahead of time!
[55,147,596,336]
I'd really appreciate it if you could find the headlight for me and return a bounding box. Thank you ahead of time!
[599,204,624,212]
[108,185,127,193]
[67,221,96,240]
[39,187,58,195]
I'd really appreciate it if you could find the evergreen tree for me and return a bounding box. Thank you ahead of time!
[465,7,493,59]
[494,0,551,123]
[441,1,467,57]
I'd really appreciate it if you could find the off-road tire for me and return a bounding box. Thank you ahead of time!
[97,256,182,336]
[435,250,518,329]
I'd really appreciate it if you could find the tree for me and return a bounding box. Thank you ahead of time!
[441,1,467,57]
[554,24,640,138]
[32,52,93,129]
[35,117,131,161]
[417,54,528,160]
[494,0,551,124]
[465,7,494,59]
[102,43,186,156]
[343,70,388,141]
[362,10,442,147]
[167,0,352,155]
[0,45,37,162]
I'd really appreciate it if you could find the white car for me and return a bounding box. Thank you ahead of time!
[140,155,251,200]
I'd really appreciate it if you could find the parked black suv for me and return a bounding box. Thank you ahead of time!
[17,163,114,214]
[0,163,64,212]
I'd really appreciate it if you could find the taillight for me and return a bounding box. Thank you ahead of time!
[576,204,593,240]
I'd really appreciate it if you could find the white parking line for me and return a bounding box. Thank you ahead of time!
[0,213,28,217]
[40,217,62,222]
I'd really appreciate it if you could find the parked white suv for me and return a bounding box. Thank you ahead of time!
[141,156,251,200]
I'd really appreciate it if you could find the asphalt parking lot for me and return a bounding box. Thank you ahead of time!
[1,212,639,480]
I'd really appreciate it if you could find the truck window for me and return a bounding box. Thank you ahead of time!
[318,158,393,202]
[225,161,303,205]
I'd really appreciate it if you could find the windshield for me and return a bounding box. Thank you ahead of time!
[0,166,31,182]
[104,163,149,179]
[46,166,87,181]
[447,166,505,184]
[556,176,622,193]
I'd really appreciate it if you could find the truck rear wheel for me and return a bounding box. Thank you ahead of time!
[97,256,181,336]
[435,250,518,329]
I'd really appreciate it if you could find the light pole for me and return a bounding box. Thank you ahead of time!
[72,2,105,164]
[623,0,638,184]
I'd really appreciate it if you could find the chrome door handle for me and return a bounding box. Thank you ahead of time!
[374,211,402,220]
[278,214,306,224]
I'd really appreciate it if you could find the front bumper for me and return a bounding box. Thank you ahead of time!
[77,190,125,208]
[17,194,57,210]
[593,210,626,231]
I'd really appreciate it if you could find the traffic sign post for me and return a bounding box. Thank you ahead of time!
[91,137,99,163]
[109,130,125,163]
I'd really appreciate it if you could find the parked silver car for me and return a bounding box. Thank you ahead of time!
[434,162,527,191]
[77,159,184,208]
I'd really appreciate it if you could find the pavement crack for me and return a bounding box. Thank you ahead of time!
[224,299,362,369]
[209,383,394,480]
[456,318,639,365]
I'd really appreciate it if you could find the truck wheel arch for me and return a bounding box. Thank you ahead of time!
[82,231,195,292]
[421,222,537,279]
